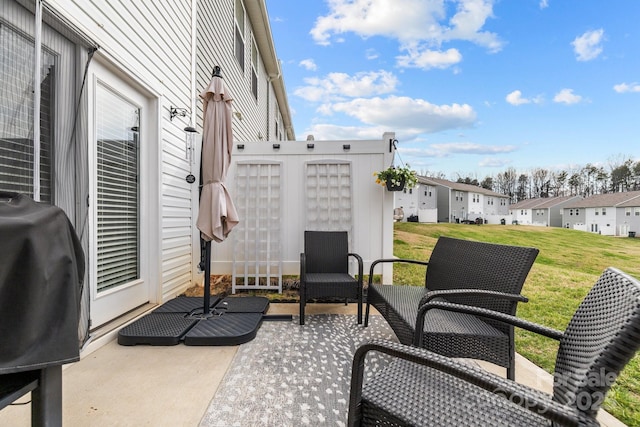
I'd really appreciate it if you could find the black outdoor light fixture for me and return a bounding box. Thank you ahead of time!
[170,106,189,121]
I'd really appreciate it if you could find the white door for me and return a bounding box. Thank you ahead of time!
[88,60,151,328]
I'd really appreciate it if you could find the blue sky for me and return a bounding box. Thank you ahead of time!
[265,0,640,180]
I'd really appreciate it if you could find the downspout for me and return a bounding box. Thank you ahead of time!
[190,0,199,287]
[33,0,43,201]
[267,72,280,141]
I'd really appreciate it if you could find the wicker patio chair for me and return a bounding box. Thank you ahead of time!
[365,236,538,380]
[350,267,640,427]
[299,231,363,325]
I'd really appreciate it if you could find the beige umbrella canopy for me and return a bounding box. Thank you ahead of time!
[196,71,239,243]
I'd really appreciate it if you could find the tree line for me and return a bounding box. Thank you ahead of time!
[429,157,640,203]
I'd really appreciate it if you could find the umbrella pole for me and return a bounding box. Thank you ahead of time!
[203,239,212,316]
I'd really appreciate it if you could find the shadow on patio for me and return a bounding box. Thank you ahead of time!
[0,303,626,427]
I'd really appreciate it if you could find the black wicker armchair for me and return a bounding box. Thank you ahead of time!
[299,231,363,325]
[365,236,538,380]
[350,267,640,426]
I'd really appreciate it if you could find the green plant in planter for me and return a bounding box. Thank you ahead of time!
[374,165,418,190]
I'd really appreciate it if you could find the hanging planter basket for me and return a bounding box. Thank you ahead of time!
[385,178,406,192]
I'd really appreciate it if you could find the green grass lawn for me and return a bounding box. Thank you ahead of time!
[391,222,640,426]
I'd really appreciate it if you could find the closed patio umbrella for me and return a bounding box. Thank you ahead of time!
[196,66,238,315]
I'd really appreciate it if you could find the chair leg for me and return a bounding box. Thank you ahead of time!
[357,298,362,325]
[507,360,515,381]
[364,301,370,327]
[299,299,305,325]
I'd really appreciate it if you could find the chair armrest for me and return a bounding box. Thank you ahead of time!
[420,289,529,305]
[414,301,564,345]
[367,258,429,287]
[349,339,591,427]
[348,253,364,285]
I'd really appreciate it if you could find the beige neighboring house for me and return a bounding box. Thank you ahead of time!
[562,191,640,236]
[509,195,583,227]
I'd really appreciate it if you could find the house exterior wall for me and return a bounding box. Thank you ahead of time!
[468,192,483,217]
[513,209,533,224]
[549,207,563,227]
[436,186,451,222]
[417,184,437,222]
[583,207,615,235]
[532,208,548,226]
[450,190,467,222]
[394,186,419,218]
[393,182,438,222]
[41,0,197,305]
[563,207,586,229]
[617,207,640,235]
[6,0,295,328]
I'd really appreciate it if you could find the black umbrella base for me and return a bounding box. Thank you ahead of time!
[117,296,270,346]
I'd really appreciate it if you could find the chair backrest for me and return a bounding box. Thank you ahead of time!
[553,267,640,418]
[304,231,349,274]
[425,236,539,315]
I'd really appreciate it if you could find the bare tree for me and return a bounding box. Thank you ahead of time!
[550,170,568,196]
[516,174,528,201]
[531,168,550,198]
[480,176,494,191]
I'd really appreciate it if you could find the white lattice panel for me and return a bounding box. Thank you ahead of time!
[305,160,354,246]
[232,161,282,293]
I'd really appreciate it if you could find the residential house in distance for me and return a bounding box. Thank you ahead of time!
[395,176,510,223]
[509,195,583,227]
[394,176,438,222]
[562,190,640,236]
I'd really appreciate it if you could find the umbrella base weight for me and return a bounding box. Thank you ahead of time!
[184,313,263,346]
[117,296,271,346]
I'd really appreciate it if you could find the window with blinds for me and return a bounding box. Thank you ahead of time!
[234,0,245,72]
[251,36,258,99]
[95,84,140,292]
[0,23,54,202]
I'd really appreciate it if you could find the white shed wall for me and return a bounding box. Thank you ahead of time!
[208,134,396,283]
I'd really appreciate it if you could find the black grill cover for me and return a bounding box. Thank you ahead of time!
[0,192,85,374]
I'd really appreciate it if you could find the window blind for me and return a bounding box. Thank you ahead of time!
[96,84,140,292]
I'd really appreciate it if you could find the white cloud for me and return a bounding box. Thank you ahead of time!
[396,47,463,70]
[613,82,640,93]
[326,95,477,133]
[293,70,399,102]
[539,0,549,9]
[553,88,583,104]
[506,90,530,106]
[365,49,379,60]
[571,29,604,61]
[505,90,543,106]
[310,0,503,52]
[429,142,517,155]
[479,157,512,167]
[302,124,387,141]
[299,59,317,71]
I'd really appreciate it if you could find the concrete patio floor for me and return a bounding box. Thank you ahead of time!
[0,302,625,427]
